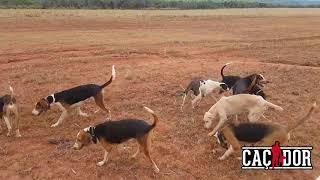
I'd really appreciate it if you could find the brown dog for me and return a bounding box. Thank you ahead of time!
[214,102,316,160]
[73,106,160,173]
[0,86,20,137]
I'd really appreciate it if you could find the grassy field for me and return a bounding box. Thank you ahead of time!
[0,8,319,179]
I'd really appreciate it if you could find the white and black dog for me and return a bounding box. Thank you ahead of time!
[32,65,115,127]
[177,79,228,112]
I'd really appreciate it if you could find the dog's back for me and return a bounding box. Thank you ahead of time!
[95,119,153,144]
[54,84,101,104]
[232,123,274,142]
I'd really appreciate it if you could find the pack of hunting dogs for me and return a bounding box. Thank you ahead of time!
[0,63,317,173]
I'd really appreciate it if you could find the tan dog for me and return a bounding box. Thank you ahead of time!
[204,94,283,137]
[0,86,20,137]
[214,102,316,160]
[73,106,160,173]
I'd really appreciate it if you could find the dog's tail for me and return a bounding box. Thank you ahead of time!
[220,62,232,79]
[265,101,283,111]
[286,102,317,133]
[9,86,14,98]
[101,65,116,89]
[144,106,158,129]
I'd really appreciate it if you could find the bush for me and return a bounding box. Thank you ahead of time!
[1,0,320,9]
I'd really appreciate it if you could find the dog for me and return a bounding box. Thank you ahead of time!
[220,62,267,98]
[176,79,228,112]
[204,94,283,137]
[73,106,160,173]
[213,102,316,160]
[0,86,20,137]
[32,65,115,127]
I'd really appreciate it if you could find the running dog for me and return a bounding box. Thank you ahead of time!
[176,79,228,112]
[73,106,160,173]
[32,65,115,127]
[204,94,283,137]
[0,86,20,137]
[214,102,316,160]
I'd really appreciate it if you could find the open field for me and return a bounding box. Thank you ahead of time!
[0,8,320,179]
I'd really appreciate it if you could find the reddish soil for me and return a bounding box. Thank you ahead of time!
[0,9,319,180]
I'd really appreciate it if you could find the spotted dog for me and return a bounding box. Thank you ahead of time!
[177,79,228,112]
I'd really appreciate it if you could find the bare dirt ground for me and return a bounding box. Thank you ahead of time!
[0,9,319,179]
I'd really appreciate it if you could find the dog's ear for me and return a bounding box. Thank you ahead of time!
[39,98,50,110]
[220,83,228,91]
[46,96,54,104]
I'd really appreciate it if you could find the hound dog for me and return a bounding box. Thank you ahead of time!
[32,65,115,127]
[0,86,20,137]
[213,102,316,160]
[204,94,283,137]
[176,79,228,112]
[73,106,160,173]
[220,62,267,98]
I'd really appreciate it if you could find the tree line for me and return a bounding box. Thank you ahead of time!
[1,0,320,9]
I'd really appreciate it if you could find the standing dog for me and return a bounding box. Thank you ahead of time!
[214,102,316,160]
[220,62,267,98]
[177,79,228,112]
[32,65,115,127]
[0,86,20,137]
[204,94,283,137]
[73,106,160,173]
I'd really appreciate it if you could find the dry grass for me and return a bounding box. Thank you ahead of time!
[0,9,319,179]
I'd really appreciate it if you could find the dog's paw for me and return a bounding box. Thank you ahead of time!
[80,113,89,117]
[153,166,160,173]
[51,123,59,128]
[218,156,225,161]
[212,149,217,155]
[96,161,105,167]
[208,132,214,137]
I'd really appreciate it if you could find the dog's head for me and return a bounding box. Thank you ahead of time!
[32,98,50,116]
[203,111,216,129]
[2,95,16,106]
[214,131,228,149]
[255,74,266,84]
[73,126,96,150]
